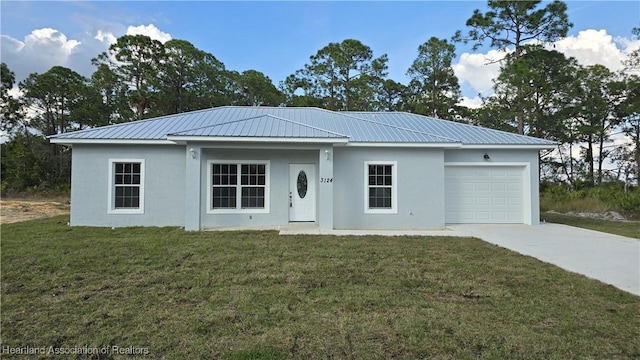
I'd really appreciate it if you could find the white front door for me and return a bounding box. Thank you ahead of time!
[289,164,316,222]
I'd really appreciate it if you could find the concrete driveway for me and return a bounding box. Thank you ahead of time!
[449,223,640,296]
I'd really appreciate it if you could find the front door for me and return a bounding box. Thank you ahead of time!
[289,164,316,222]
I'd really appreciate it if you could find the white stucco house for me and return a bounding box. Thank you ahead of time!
[49,106,556,231]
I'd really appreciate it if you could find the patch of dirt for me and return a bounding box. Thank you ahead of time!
[546,210,632,221]
[0,199,70,224]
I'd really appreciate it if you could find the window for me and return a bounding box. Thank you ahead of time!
[364,161,397,214]
[208,161,270,213]
[108,159,145,214]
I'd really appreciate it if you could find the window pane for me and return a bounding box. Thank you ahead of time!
[113,162,142,210]
[241,186,265,209]
[368,186,392,209]
[213,163,266,210]
[213,187,236,208]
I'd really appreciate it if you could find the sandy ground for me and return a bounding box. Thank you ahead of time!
[0,199,70,224]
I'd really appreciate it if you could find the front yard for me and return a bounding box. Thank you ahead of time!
[1,216,639,359]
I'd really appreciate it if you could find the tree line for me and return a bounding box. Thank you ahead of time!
[1,0,639,195]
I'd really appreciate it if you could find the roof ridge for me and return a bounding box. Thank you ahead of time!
[333,109,459,143]
[168,114,271,135]
[394,111,556,143]
[169,113,349,138]
[263,114,349,138]
[48,107,221,139]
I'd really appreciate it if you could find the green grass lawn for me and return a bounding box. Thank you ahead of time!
[2,216,639,359]
[541,212,640,239]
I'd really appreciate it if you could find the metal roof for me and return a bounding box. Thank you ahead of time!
[348,112,556,146]
[49,106,557,147]
[168,115,348,138]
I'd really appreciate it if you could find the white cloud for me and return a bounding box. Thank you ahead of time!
[453,49,508,98]
[455,29,640,107]
[126,24,171,43]
[1,24,173,83]
[94,30,117,45]
[549,29,639,71]
[1,28,82,81]
[458,96,483,109]
[7,86,23,99]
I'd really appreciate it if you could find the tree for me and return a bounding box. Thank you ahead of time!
[287,39,388,111]
[19,66,91,187]
[155,39,229,115]
[229,70,284,107]
[572,65,624,185]
[406,37,460,118]
[93,35,165,120]
[619,28,640,181]
[378,79,406,111]
[0,63,24,135]
[280,74,327,108]
[496,46,577,139]
[0,133,47,194]
[90,63,135,125]
[455,0,572,134]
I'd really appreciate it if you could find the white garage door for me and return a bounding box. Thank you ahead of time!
[445,166,525,224]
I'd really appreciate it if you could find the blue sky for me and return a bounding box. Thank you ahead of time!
[1,1,639,105]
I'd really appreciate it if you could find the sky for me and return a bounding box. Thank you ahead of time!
[1,0,640,109]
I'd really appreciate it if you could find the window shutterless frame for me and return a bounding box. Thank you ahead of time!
[206,160,270,214]
[107,159,145,214]
[364,161,397,214]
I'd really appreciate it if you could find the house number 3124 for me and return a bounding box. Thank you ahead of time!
[320,178,333,183]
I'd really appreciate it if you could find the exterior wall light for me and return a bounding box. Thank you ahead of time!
[189,148,197,159]
[483,153,490,160]
[324,150,330,160]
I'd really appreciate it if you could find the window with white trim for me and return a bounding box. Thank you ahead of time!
[108,159,145,214]
[208,161,270,213]
[364,161,397,214]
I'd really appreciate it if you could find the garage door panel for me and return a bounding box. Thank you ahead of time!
[492,212,508,221]
[492,183,506,191]
[445,166,525,224]
[509,183,522,192]
[492,198,506,206]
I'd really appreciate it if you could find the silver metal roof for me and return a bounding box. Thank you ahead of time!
[50,106,557,146]
[348,112,555,145]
